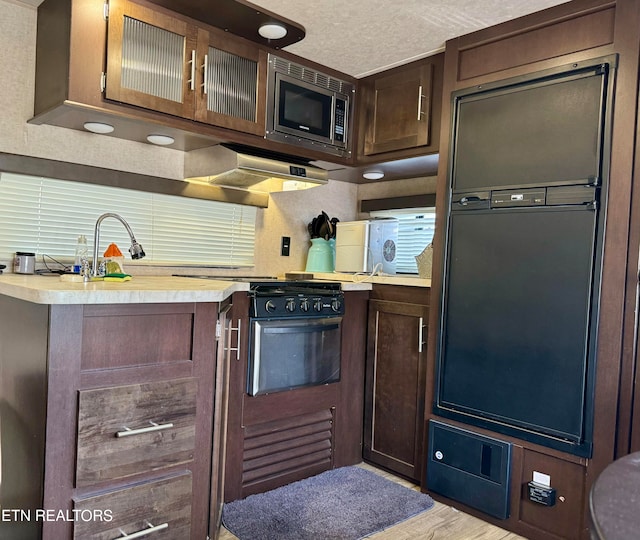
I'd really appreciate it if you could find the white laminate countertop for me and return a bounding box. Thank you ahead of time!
[0,274,373,305]
[311,272,432,288]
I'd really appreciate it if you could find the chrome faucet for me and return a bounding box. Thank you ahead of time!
[90,213,146,277]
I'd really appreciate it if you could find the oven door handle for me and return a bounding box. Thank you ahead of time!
[263,322,341,334]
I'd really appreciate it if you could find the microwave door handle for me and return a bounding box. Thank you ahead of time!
[330,95,336,144]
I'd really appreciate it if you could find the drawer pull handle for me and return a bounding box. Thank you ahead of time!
[117,521,168,539]
[115,421,174,438]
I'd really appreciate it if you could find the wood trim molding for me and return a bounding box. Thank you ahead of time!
[360,193,436,212]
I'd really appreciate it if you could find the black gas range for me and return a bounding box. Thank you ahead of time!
[173,275,344,318]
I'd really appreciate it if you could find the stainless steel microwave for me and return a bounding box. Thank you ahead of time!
[265,54,354,157]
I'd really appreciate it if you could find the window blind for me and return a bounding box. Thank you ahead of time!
[0,172,256,267]
[370,208,435,273]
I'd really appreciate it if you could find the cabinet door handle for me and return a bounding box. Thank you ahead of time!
[187,49,196,91]
[226,319,242,361]
[117,522,168,539]
[418,317,426,353]
[417,85,425,121]
[202,53,208,95]
[115,421,174,438]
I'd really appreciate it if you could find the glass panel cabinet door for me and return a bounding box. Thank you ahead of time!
[195,27,267,135]
[105,0,267,134]
[106,0,197,118]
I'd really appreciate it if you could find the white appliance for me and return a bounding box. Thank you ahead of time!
[335,219,399,274]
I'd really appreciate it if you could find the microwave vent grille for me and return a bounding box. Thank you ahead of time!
[272,56,353,95]
[315,73,329,87]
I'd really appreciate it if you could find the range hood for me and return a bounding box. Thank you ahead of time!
[184,144,329,192]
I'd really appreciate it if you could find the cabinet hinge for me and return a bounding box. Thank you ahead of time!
[215,320,222,341]
[103,1,109,20]
[100,72,106,93]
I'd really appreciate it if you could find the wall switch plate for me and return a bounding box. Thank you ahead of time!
[281,236,290,256]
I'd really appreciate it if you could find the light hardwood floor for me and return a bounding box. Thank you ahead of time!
[218,462,527,539]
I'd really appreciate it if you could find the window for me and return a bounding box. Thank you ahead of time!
[370,208,435,274]
[0,172,256,267]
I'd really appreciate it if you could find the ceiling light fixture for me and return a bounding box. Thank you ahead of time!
[362,170,385,180]
[146,134,175,146]
[83,122,114,134]
[258,23,288,40]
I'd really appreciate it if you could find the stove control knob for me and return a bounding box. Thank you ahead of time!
[265,300,276,313]
[300,298,310,312]
[313,299,323,312]
[331,298,342,312]
[285,298,296,312]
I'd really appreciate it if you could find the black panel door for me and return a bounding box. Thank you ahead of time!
[437,206,597,443]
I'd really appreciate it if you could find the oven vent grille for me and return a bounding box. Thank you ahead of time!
[241,409,334,494]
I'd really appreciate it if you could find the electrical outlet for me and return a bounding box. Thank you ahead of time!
[281,236,290,256]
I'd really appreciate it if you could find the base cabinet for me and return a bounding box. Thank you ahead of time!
[363,285,430,482]
[424,419,589,540]
[0,297,220,540]
[518,450,585,540]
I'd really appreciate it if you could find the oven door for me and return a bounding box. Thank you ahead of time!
[248,316,342,396]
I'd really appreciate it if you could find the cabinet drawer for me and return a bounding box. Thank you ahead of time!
[76,379,197,487]
[73,473,191,539]
[81,304,196,371]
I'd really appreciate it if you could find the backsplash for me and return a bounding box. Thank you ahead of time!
[0,1,433,280]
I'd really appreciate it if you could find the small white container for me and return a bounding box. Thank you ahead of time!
[14,252,35,274]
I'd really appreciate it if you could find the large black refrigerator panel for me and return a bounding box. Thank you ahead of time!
[451,61,610,192]
[436,205,597,454]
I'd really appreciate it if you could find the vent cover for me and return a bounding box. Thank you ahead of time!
[242,409,334,493]
[272,56,354,95]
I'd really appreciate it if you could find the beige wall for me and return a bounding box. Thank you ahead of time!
[0,0,425,276]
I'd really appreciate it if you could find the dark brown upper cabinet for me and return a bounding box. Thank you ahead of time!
[357,53,443,161]
[106,0,266,136]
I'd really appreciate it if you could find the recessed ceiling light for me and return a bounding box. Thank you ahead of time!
[83,122,114,134]
[362,170,385,180]
[146,134,175,146]
[258,23,288,40]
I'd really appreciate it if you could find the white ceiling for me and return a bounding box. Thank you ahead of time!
[19,0,571,78]
[250,0,571,78]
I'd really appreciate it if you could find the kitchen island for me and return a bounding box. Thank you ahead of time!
[0,274,371,540]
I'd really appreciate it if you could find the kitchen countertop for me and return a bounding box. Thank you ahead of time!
[311,272,431,288]
[0,273,372,304]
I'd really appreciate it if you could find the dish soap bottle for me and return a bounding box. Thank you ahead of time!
[73,234,88,274]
